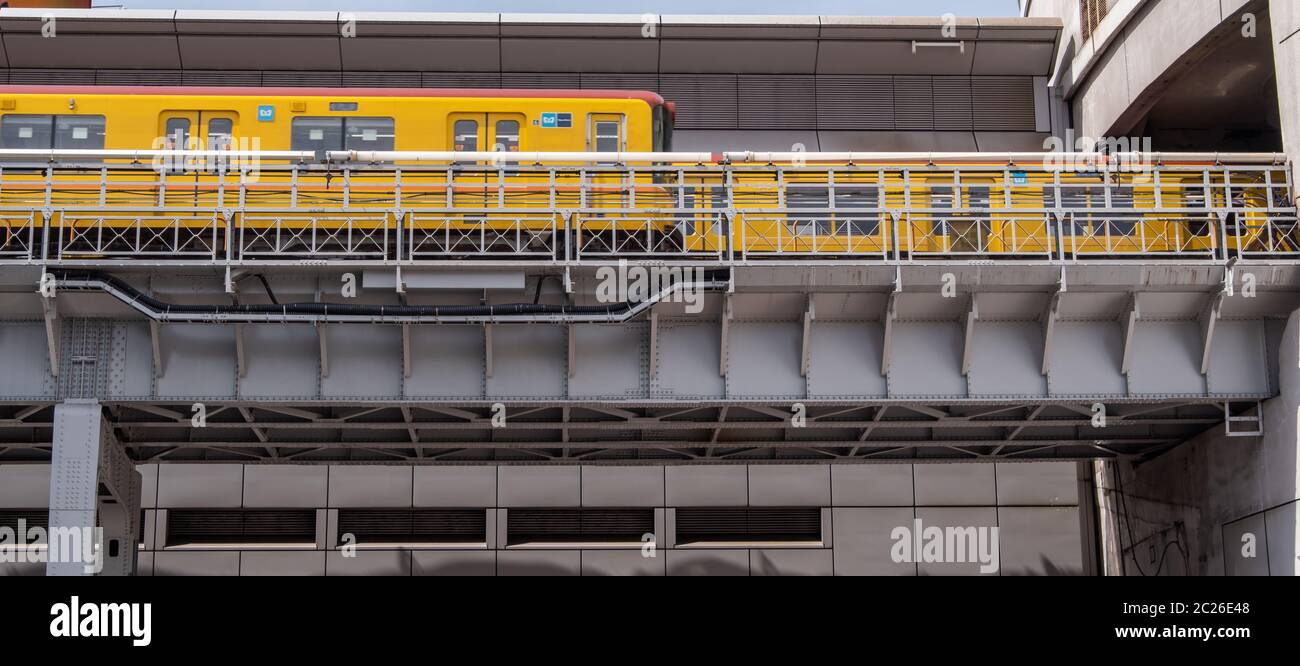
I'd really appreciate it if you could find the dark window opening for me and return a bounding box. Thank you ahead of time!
[337,509,486,546]
[1,114,105,150]
[165,509,316,547]
[0,509,48,545]
[675,507,822,545]
[507,508,653,546]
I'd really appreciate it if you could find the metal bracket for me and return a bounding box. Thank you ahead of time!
[1040,289,1063,376]
[881,291,899,376]
[719,294,733,377]
[1120,293,1140,377]
[1199,291,1225,375]
[800,295,815,378]
[1224,402,1263,437]
[961,294,979,376]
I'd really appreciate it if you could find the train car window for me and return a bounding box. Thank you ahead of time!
[453,120,478,151]
[594,121,621,152]
[291,117,344,152]
[164,118,190,149]
[789,186,831,236]
[54,115,106,150]
[344,117,395,151]
[207,118,234,151]
[494,120,520,152]
[0,114,54,149]
[835,186,880,236]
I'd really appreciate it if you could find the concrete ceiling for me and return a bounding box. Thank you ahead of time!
[0,9,1061,76]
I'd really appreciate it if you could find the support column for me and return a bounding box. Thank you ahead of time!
[46,400,141,576]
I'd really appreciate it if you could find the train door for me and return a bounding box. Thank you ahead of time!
[158,111,239,151]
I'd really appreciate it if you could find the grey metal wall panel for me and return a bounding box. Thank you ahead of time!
[156,464,243,508]
[665,465,747,506]
[666,549,749,576]
[342,40,501,72]
[888,322,966,398]
[239,551,326,576]
[0,464,49,507]
[914,507,999,576]
[404,326,485,399]
[747,465,830,506]
[138,464,158,509]
[727,322,804,399]
[831,507,917,576]
[498,550,581,576]
[1264,502,1297,576]
[411,551,496,576]
[413,466,497,508]
[967,321,1048,398]
[994,462,1079,506]
[237,325,319,399]
[1128,321,1207,396]
[807,322,888,398]
[1207,320,1271,396]
[892,76,934,129]
[326,550,411,576]
[582,466,664,507]
[914,464,997,506]
[658,74,738,129]
[152,551,241,576]
[485,325,566,399]
[581,550,665,576]
[321,325,402,399]
[830,465,914,506]
[652,321,726,399]
[750,549,833,576]
[579,73,660,90]
[1047,321,1126,397]
[996,506,1084,575]
[243,465,328,508]
[108,322,154,399]
[567,324,645,400]
[815,75,893,130]
[328,466,413,508]
[933,76,974,130]
[155,325,237,400]
[738,75,817,129]
[971,76,1037,130]
[498,465,580,507]
[0,323,56,398]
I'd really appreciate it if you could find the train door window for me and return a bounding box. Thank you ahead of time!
[1101,186,1136,236]
[207,118,234,151]
[291,117,344,152]
[344,117,395,151]
[453,119,479,151]
[594,121,621,152]
[53,115,106,150]
[163,117,191,149]
[788,186,831,236]
[493,119,520,152]
[0,114,54,149]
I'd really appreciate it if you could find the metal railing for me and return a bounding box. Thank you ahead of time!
[0,151,1292,266]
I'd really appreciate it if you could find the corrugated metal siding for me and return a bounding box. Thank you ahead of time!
[739,74,817,129]
[500,72,581,89]
[261,71,344,87]
[816,75,893,130]
[95,70,183,86]
[579,73,659,91]
[933,76,974,131]
[972,76,1037,131]
[342,71,422,88]
[422,72,502,88]
[893,76,934,130]
[7,69,96,84]
[659,73,738,129]
[181,71,264,86]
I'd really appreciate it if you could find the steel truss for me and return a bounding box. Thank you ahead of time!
[0,400,1258,464]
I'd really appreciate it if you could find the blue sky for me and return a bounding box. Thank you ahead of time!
[113,1,1020,16]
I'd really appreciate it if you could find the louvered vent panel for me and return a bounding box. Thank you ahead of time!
[815,75,893,130]
[500,73,581,89]
[739,74,816,130]
[422,72,502,88]
[337,509,486,544]
[659,74,738,129]
[8,69,96,84]
[0,509,47,536]
[675,507,822,544]
[933,76,974,130]
[972,76,1037,131]
[342,71,422,88]
[0,71,8,84]
[507,508,654,544]
[94,70,182,86]
[166,509,316,546]
[580,73,659,91]
[892,76,933,130]
[182,71,264,86]
[261,71,344,87]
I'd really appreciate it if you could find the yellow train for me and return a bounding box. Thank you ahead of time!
[0,85,1292,259]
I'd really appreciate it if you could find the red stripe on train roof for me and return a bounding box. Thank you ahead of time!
[0,85,665,107]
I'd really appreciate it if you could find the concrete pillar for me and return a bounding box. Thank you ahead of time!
[1273,1,1300,171]
[46,400,141,576]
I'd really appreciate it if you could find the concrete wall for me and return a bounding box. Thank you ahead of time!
[1272,0,1300,168]
[0,461,1090,576]
[1105,311,1299,576]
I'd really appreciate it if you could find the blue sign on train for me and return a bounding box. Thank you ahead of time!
[540,112,573,128]
[257,105,275,122]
